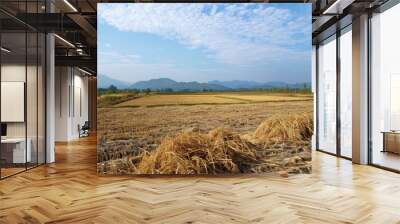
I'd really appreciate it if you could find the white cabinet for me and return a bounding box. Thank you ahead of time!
[1,138,32,163]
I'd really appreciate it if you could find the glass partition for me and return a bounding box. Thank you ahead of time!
[1,31,28,177]
[27,31,38,169]
[0,2,46,179]
[339,27,352,158]
[317,35,337,154]
[38,32,45,165]
[370,3,400,171]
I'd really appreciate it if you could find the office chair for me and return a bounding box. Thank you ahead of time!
[79,121,90,138]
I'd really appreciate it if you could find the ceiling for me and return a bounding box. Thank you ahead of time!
[0,0,393,74]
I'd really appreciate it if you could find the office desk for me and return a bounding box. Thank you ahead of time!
[382,131,400,154]
[1,138,31,164]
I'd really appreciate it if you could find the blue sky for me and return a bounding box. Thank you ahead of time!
[98,3,311,84]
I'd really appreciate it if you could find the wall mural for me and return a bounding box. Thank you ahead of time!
[97,3,313,176]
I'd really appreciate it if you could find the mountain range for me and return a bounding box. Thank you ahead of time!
[129,78,230,91]
[98,74,131,89]
[98,74,310,91]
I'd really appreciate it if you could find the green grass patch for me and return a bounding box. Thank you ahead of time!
[98,93,141,108]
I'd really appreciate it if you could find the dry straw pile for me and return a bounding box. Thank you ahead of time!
[133,113,313,175]
[136,128,263,174]
[254,113,313,142]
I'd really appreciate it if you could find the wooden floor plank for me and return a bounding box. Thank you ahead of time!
[0,135,400,223]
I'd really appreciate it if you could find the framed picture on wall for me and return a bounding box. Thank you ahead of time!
[96,3,313,176]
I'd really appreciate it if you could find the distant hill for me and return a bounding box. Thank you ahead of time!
[286,82,311,89]
[99,76,311,91]
[208,80,262,89]
[260,81,288,88]
[129,78,177,90]
[98,74,131,89]
[208,80,310,90]
[129,78,229,91]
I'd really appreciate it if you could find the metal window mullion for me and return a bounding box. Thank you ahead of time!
[60,68,62,117]
[336,29,341,157]
[367,11,373,165]
[316,45,320,151]
[25,0,28,171]
[36,0,39,167]
[69,68,71,118]
[73,68,75,118]
[0,21,2,179]
[44,33,47,165]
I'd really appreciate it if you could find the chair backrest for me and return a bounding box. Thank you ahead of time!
[84,121,90,128]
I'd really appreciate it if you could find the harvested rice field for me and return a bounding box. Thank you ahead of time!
[117,94,244,107]
[97,92,313,176]
[114,92,313,107]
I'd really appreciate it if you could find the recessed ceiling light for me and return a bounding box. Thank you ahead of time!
[54,34,75,48]
[63,0,78,12]
[78,67,92,76]
[323,0,355,15]
[1,47,11,53]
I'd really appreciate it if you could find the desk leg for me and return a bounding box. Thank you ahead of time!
[382,133,386,153]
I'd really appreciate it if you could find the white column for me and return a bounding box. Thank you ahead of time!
[312,45,317,151]
[55,67,73,141]
[352,14,369,164]
[46,32,55,163]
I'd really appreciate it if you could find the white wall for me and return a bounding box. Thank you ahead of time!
[55,66,70,141]
[72,72,89,138]
[55,67,89,141]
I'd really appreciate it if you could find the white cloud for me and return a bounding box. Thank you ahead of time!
[98,51,141,64]
[98,50,192,82]
[98,3,310,65]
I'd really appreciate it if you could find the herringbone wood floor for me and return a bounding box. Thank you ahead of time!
[1,135,400,224]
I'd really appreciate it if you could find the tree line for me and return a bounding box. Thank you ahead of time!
[98,84,312,95]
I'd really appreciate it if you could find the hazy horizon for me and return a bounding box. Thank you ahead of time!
[99,74,312,85]
[98,3,312,84]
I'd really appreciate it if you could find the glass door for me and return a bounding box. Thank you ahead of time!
[1,30,28,178]
[317,35,337,154]
[0,1,47,179]
[370,3,400,171]
[339,26,352,158]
